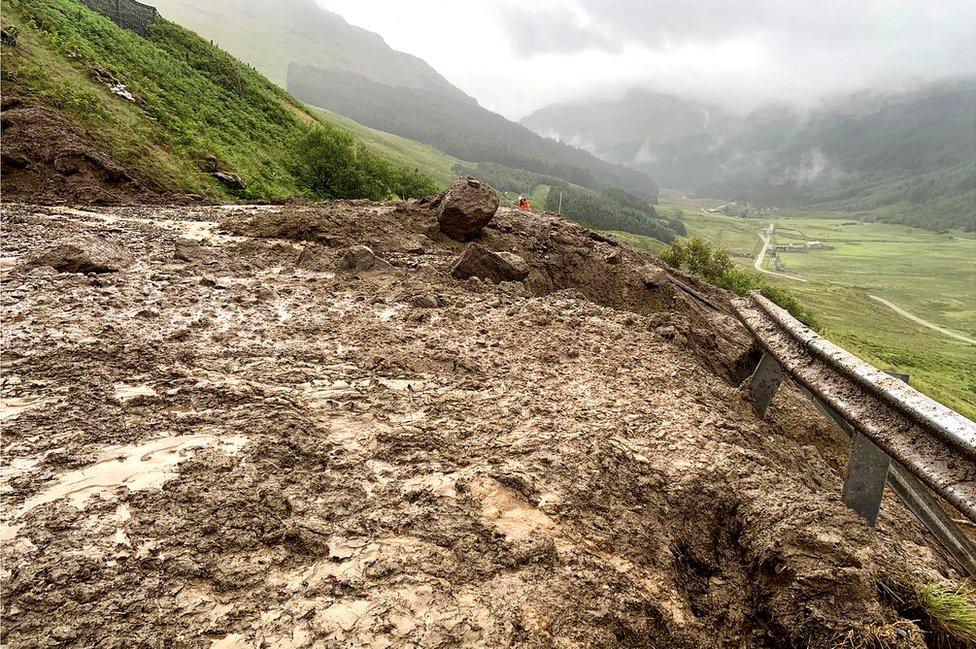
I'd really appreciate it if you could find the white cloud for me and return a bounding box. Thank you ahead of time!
[317,0,976,119]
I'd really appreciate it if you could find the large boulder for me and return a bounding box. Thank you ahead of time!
[437,177,499,241]
[337,245,393,273]
[25,235,134,274]
[212,171,246,191]
[450,244,529,284]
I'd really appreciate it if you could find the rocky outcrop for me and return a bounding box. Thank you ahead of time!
[24,235,134,274]
[450,244,529,283]
[437,177,499,241]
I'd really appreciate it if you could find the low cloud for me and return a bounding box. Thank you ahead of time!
[319,0,976,118]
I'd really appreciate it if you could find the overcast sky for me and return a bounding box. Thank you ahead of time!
[317,0,976,119]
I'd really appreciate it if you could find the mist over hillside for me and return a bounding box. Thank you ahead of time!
[522,79,976,231]
[148,0,469,100]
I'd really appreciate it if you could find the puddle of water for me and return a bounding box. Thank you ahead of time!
[0,397,45,421]
[210,633,248,649]
[17,434,247,517]
[469,476,556,543]
[50,208,244,245]
[0,524,22,541]
[377,307,399,323]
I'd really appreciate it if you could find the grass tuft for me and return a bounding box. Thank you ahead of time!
[917,580,976,645]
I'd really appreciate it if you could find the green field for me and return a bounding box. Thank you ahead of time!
[641,194,976,419]
[770,218,976,336]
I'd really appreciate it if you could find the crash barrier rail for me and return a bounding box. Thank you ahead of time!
[733,292,976,575]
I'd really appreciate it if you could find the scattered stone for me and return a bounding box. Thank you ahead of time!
[402,236,428,255]
[337,245,393,273]
[639,266,669,287]
[605,249,622,265]
[437,177,499,241]
[496,252,530,279]
[587,231,618,246]
[212,171,246,191]
[24,235,134,274]
[450,244,529,284]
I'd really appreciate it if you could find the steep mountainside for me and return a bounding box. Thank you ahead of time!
[148,0,467,100]
[522,81,976,231]
[138,0,660,199]
[287,63,659,199]
[0,0,438,203]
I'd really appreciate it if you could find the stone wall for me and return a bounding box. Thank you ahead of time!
[78,0,159,36]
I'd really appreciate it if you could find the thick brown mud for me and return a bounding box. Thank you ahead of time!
[0,202,962,647]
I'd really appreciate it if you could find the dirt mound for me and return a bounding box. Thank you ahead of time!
[0,100,176,205]
[0,202,965,648]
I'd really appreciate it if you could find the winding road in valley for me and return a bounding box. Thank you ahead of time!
[754,224,808,282]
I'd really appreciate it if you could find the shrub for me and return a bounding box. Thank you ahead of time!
[292,125,437,201]
[659,237,821,330]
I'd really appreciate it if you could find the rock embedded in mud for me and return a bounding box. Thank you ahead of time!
[400,293,441,308]
[450,244,529,284]
[295,243,333,272]
[173,238,210,263]
[24,235,134,274]
[437,177,499,241]
[639,266,669,287]
[212,171,246,191]
[337,245,393,273]
[605,249,622,265]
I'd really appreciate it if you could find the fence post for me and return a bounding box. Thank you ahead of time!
[842,433,891,526]
[749,352,782,417]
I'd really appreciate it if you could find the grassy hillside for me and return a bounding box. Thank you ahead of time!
[452,161,678,242]
[0,0,438,201]
[287,63,659,199]
[307,105,460,188]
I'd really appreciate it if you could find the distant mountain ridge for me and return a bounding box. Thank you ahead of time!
[148,0,469,100]
[522,80,976,231]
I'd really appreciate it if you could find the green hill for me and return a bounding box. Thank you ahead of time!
[133,0,660,199]
[0,0,439,202]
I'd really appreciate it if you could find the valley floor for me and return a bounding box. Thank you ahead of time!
[648,195,976,420]
[0,202,961,647]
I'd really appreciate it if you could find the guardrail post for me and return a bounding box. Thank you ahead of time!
[842,433,891,526]
[749,352,783,417]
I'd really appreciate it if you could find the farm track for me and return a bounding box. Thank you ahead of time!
[869,295,976,346]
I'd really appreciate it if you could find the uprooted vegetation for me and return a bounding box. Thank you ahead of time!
[2,196,972,647]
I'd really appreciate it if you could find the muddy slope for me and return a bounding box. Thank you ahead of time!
[0,98,174,205]
[0,202,961,648]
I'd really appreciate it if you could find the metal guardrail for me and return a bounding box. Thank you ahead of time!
[733,292,976,574]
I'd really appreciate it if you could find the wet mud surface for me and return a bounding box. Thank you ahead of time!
[0,202,962,647]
